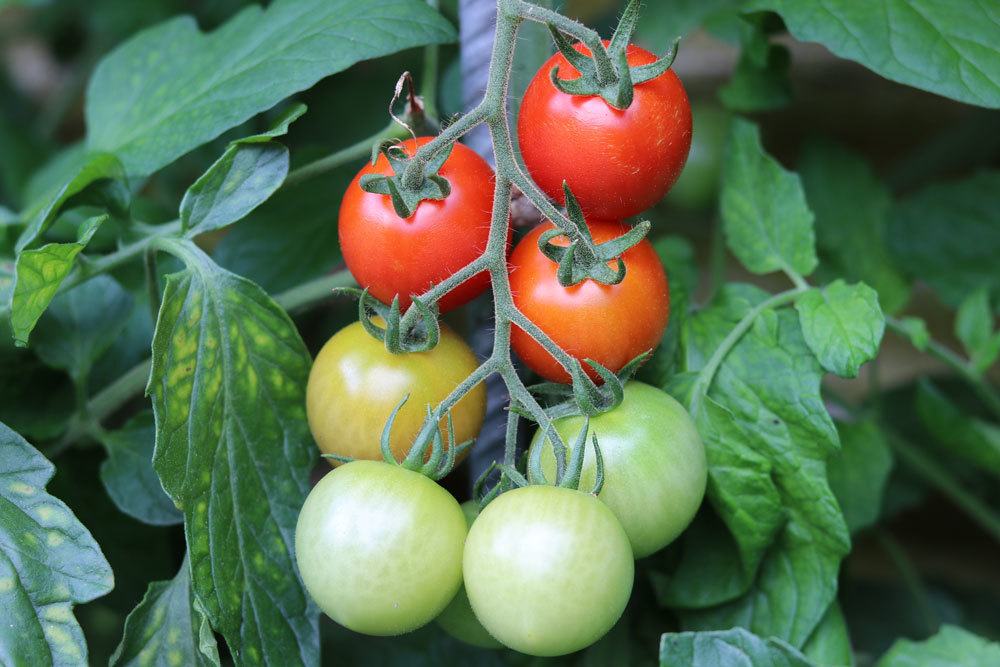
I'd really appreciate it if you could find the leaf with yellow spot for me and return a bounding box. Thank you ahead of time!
[0,421,114,666]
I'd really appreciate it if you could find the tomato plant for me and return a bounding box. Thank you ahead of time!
[529,381,707,558]
[462,485,634,656]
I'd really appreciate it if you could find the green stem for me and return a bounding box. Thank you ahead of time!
[284,122,406,188]
[513,0,615,84]
[875,529,939,635]
[420,0,441,120]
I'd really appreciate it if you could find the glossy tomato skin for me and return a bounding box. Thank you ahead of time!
[435,502,502,649]
[339,137,495,312]
[530,381,707,558]
[517,42,692,219]
[463,485,634,656]
[509,220,669,383]
[295,461,467,635]
[306,321,486,463]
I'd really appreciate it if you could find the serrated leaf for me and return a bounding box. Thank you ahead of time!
[889,171,1000,307]
[799,140,910,313]
[32,275,133,382]
[660,627,815,667]
[99,411,182,527]
[110,559,220,667]
[827,418,894,533]
[0,421,114,666]
[668,285,849,646]
[10,215,107,347]
[85,0,456,176]
[752,0,1000,109]
[876,625,1000,667]
[916,380,1000,481]
[147,240,317,664]
[721,118,817,278]
[795,280,885,378]
[955,288,1000,374]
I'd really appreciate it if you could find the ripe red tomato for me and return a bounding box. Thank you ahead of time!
[517,42,692,219]
[509,219,669,383]
[339,137,495,312]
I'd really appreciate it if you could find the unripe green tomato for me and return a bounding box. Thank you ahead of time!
[529,381,707,558]
[667,104,730,210]
[294,461,467,636]
[463,485,634,657]
[435,502,503,649]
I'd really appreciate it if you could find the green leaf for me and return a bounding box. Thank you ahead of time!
[876,625,1000,667]
[718,17,792,112]
[916,380,1000,480]
[110,559,220,667]
[802,602,853,667]
[751,0,1000,109]
[799,140,910,313]
[636,0,744,43]
[889,171,1000,307]
[639,235,697,386]
[10,215,107,347]
[955,289,1000,374]
[32,275,133,382]
[795,280,885,378]
[671,285,849,646]
[721,118,817,278]
[85,0,456,177]
[0,421,114,665]
[180,105,306,236]
[893,316,930,352]
[147,239,317,664]
[660,627,815,666]
[827,418,894,533]
[99,411,182,527]
[15,152,125,253]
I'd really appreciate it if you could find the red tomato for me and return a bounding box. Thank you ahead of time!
[517,42,692,220]
[509,219,669,383]
[339,137,495,312]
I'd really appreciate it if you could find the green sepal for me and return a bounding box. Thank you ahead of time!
[321,453,355,465]
[528,350,650,420]
[589,434,605,495]
[346,287,441,354]
[359,141,454,218]
[379,394,411,465]
[556,419,590,489]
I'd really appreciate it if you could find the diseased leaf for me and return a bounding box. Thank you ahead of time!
[660,627,814,667]
[99,411,182,526]
[0,421,114,665]
[876,625,1000,667]
[721,119,817,278]
[955,289,1000,374]
[10,215,107,347]
[889,171,1000,307]
[751,0,1000,109]
[827,418,894,533]
[85,0,456,176]
[32,275,133,382]
[147,239,317,664]
[110,559,220,667]
[916,380,1000,481]
[795,280,885,378]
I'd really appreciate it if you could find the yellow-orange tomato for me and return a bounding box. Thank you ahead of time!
[306,321,486,463]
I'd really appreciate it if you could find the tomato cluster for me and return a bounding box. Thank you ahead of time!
[296,33,701,658]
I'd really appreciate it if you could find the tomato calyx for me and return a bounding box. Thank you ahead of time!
[538,184,651,286]
[359,140,453,219]
[335,286,441,354]
[546,0,679,110]
[523,351,651,421]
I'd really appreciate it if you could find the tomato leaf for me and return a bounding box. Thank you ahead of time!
[955,288,1000,374]
[827,418,894,533]
[889,171,1000,307]
[718,17,792,113]
[892,316,930,352]
[32,275,133,382]
[799,140,911,314]
[659,627,814,666]
[875,625,1000,667]
[0,421,114,665]
[801,602,852,667]
[751,0,1000,109]
[9,214,108,347]
[916,380,1000,481]
[721,118,817,279]
[110,559,220,667]
[795,280,885,378]
[147,239,317,663]
[180,105,306,236]
[99,411,182,527]
[85,0,456,177]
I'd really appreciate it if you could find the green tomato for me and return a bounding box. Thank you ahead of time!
[529,381,707,558]
[294,460,466,636]
[436,502,503,649]
[667,104,730,210]
[463,485,634,657]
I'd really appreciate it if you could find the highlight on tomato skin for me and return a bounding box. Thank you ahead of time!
[508,219,670,383]
[338,136,497,313]
[517,41,692,220]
